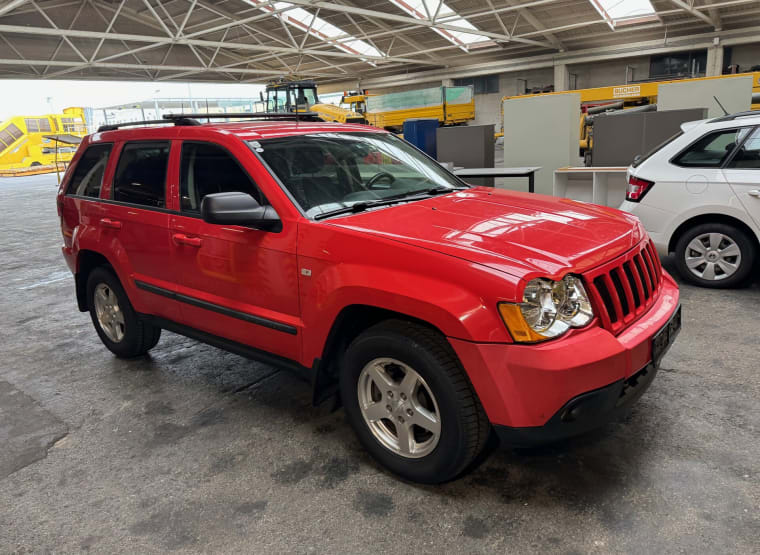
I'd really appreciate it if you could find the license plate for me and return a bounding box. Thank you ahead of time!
[652,305,682,367]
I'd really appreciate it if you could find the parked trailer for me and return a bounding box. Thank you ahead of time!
[364,86,475,131]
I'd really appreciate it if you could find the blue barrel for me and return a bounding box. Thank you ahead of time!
[402,118,439,158]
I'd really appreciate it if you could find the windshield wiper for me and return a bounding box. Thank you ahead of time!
[313,186,468,221]
[381,185,468,201]
[313,198,414,220]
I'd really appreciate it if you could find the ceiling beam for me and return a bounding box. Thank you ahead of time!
[501,0,565,51]
[0,57,344,77]
[0,0,29,16]
[260,0,557,50]
[343,24,760,89]
[669,0,719,29]
[0,24,442,65]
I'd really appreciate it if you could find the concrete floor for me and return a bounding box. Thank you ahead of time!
[1,174,758,554]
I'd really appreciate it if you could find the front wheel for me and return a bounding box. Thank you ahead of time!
[340,320,490,483]
[674,223,756,288]
[87,267,161,358]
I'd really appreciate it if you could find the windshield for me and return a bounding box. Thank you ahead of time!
[252,132,465,218]
[269,89,289,112]
[296,88,317,106]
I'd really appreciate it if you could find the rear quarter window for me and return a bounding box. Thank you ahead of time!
[66,143,113,198]
[671,127,752,168]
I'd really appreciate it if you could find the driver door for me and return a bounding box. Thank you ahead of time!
[169,140,300,361]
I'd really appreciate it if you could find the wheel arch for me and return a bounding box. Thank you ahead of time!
[311,304,451,406]
[75,250,115,312]
[667,213,760,254]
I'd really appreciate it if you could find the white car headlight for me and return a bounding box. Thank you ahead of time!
[499,275,594,343]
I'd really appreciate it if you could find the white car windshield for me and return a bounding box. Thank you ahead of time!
[251,132,465,219]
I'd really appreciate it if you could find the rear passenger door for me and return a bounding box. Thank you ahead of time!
[169,140,300,361]
[100,141,179,320]
[723,126,760,229]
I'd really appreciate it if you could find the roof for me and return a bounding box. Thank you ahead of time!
[0,1,758,87]
[94,120,383,141]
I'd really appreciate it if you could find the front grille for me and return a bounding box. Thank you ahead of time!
[585,240,662,334]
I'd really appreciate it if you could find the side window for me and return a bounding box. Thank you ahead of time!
[66,143,113,197]
[112,142,170,208]
[727,127,760,169]
[673,128,751,168]
[180,142,264,212]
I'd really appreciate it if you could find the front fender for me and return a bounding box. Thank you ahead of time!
[297,222,520,366]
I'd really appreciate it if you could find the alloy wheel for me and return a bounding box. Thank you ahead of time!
[357,357,441,458]
[93,283,126,342]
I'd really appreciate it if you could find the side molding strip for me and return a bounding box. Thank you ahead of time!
[135,280,298,335]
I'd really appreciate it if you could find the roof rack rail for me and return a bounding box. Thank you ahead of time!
[708,110,759,123]
[97,118,199,132]
[162,112,323,122]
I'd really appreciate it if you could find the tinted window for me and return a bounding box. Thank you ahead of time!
[180,142,263,212]
[633,130,683,168]
[673,128,751,168]
[727,127,760,169]
[67,144,112,197]
[112,142,170,208]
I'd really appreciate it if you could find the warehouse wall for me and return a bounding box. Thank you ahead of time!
[728,43,760,72]
[322,44,760,130]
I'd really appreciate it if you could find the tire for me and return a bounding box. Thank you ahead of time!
[674,223,756,288]
[86,267,161,357]
[339,319,490,484]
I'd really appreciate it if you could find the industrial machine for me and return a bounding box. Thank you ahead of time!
[0,107,87,176]
[261,79,365,124]
[499,71,760,163]
[362,85,475,132]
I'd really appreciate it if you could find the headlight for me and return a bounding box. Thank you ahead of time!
[498,275,594,343]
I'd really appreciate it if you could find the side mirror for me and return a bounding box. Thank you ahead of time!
[259,91,264,102]
[200,192,281,231]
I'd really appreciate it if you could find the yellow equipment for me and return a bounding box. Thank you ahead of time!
[309,102,366,124]
[0,107,87,176]
[362,85,475,132]
[498,72,760,159]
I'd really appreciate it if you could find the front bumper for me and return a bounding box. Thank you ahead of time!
[493,362,659,447]
[449,271,680,446]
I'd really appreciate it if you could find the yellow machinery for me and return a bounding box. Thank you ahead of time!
[0,107,87,177]
[361,85,475,131]
[309,102,366,124]
[498,72,760,159]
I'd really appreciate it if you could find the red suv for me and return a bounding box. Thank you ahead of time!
[57,115,681,483]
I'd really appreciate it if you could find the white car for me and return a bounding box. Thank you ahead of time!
[621,111,760,288]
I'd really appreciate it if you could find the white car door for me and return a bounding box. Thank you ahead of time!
[723,126,760,229]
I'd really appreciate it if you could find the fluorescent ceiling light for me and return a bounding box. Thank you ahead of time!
[588,0,658,29]
[246,1,385,64]
[387,0,494,51]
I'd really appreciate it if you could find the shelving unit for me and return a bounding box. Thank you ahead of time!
[553,166,628,207]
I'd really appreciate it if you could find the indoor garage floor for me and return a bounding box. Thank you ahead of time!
[1,174,758,553]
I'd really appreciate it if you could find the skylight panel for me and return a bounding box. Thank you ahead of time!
[387,0,493,51]
[247,1,385,62]
[588,0,658,29]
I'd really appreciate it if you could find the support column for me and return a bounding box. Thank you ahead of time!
[706,45,724,77]
[554,63,570,92]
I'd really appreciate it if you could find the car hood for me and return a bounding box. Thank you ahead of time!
[327,187,645,279]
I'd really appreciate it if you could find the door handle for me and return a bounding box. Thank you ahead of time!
[100,218,122,229]
[749,189,760,198]
[172,233,202,247]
